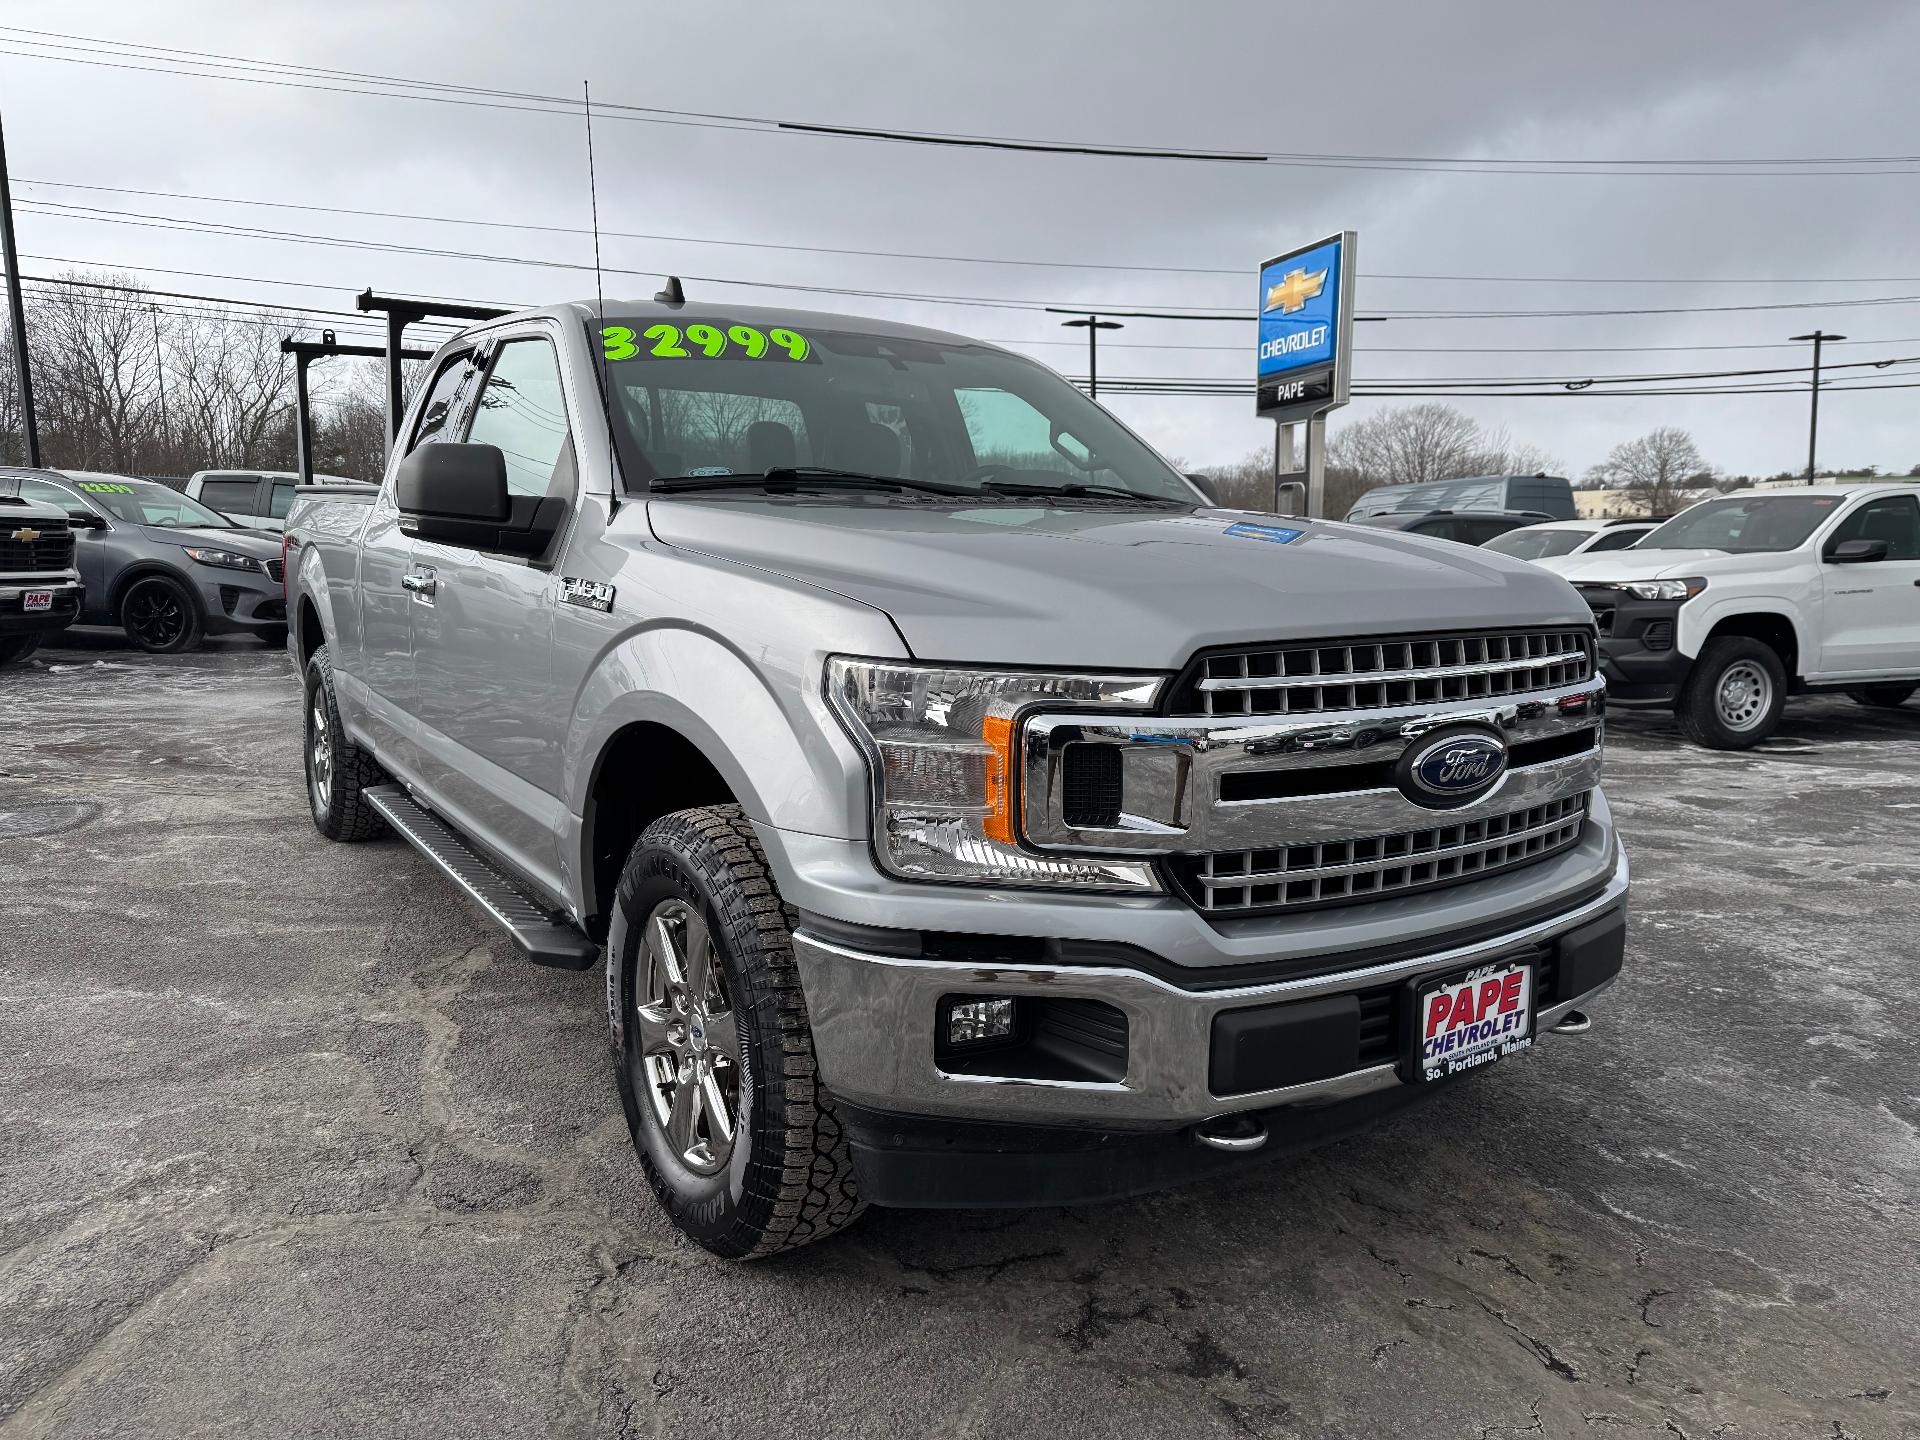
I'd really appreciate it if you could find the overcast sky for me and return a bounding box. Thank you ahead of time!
[4,0,1918,477]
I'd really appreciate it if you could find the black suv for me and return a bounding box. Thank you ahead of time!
[1349,509,1556,546]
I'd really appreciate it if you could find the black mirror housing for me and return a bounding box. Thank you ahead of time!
[1829,537,1891,564]
[394,443,566,559]
[66,510,107,529]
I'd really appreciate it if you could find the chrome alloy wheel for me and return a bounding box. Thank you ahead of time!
[307,695,333,813]
[634,899,741,1175]
[1715,659,1772,731]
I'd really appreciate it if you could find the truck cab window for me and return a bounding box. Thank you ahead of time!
[269,482,298,519]
[465,339,575,499]
[200,479,259,512]
[1826,495,1920,560]
[409,354,474,452]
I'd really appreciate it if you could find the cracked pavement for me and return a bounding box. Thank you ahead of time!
[2,633,1916,1439]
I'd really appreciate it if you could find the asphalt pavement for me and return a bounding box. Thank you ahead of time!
[1,632,1915,1439]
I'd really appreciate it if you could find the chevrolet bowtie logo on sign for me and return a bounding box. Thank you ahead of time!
[10,528,41,543]
[1263,267,1328,315]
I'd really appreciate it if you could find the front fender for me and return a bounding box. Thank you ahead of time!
[1678,592,1807,663]
[563,610,907,895]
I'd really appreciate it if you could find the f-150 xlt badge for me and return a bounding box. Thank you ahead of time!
[559,577,615,613]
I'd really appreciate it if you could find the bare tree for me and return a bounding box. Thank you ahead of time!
[27,270,163,473]
[312,360,389,483]
[1326,403,1559,491]
[170,306,300,470]
[1586,427,1712,515]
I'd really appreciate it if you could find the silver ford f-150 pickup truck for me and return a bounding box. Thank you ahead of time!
[286,298,1627,1258]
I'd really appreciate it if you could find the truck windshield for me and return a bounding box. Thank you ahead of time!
[597,317,1195,502]
[1635,494,1844,553]
[66,478,236,528]
[1482,529,1587,560]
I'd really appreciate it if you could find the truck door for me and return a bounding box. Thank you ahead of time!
[408,333,573,889]
[1817,493,1920,676]
[359,351,477,761]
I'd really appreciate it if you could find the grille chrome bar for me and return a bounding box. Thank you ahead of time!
[1182,627,1593,719]
[1180,794,1590,916]
[1197,647,1589,692]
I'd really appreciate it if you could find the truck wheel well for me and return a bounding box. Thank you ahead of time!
[583,723,737,939]
[1703,613,1799,680]
[297,595,324,668]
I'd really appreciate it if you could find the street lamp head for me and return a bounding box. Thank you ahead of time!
[1789,331,1846,342]
[1060,315,1124,332]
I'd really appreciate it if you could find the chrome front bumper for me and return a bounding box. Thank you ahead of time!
[794,845,1627,1128]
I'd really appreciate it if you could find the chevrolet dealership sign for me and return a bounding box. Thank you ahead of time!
[1256,231,1355,421]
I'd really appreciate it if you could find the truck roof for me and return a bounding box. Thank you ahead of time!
[462,298,1006,353]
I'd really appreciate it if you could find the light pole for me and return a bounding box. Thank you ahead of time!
[1789,330,1845,482]
[148,305,170,464]
[1059,314,1123,400]
[0,108,39,466]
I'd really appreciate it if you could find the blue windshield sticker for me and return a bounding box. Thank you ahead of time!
[1224,522,1305,545]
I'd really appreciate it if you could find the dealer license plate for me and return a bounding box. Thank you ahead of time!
[23,590,52,612]
[1411,959,1534,1083]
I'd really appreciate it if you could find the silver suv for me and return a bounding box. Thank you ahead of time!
[286,299,1628,1258]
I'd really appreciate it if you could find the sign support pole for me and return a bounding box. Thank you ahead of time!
[1304,411,1328,520]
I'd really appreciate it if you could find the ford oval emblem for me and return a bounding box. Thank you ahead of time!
[1398,728,1508,808]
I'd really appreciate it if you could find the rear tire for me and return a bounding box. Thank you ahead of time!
[119,574,203,654]
[1676,637,1787,750]
[302,644,392,841]
[0,635,41,667]
[1847,685,1916,710]
[607,805,864,1259]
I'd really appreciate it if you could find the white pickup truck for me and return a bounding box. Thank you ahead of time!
[1552,483,1920,747]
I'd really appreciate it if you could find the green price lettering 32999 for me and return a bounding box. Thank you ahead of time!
[601,322,811,363]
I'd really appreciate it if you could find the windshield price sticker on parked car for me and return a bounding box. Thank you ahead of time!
[1414,959,1534,1082]
[601,322,815,363]
[75,481,135,494]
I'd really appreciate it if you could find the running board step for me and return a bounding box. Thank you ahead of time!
[365,785,599,971]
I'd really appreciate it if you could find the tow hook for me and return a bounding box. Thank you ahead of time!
[1193,1114,1268,1153]
[1550,1009,1593,1035]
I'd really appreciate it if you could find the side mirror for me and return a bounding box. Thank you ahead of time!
[394,442,565,559]
[67,510,108,530]
[1183,473,1222,505]
[1828,537,1891,564]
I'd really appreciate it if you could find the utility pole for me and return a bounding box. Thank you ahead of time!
[148,305,170,464]
[1789,330,1845,482]
[0,109,40,467]
[1054,312,1123,401]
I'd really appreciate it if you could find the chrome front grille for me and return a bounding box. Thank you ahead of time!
[1174,794,1590,916]
[1182,628,1593,718]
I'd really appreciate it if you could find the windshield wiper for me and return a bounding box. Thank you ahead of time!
[650,467,976,497]
[979,480,1185,505]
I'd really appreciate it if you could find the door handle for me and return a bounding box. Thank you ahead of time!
[402,572,437,596]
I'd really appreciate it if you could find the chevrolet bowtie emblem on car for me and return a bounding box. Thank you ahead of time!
[9,528,41,543]
[1264,267,1328,314]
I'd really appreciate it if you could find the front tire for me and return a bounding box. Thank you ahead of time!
[0,635,41,667]
[1847,684,1916,710]
[119,574,203,654]
[1676,637,1787,749]
[302,644,391,841]
[608,805,863,1259]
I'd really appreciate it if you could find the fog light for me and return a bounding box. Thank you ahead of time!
[946,996,1017,1046]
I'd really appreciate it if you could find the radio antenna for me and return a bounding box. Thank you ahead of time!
[582,79,622,508]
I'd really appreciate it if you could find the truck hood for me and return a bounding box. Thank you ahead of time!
[1550,548,1772,585]
[645,499,1593,670]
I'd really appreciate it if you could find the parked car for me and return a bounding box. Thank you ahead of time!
[0,492,85,666]
[286,298,1626,1258]
[184,469,363,532]
[1554,484,1920,748]
[1348,508,1555,546]
[1345,473,1575,522]
[1481,518,1662,568]
[0,468,288,653]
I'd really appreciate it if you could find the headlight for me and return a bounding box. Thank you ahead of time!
[826,657,1163,890]
[1621,577,1706,601]
[183,546,264,573]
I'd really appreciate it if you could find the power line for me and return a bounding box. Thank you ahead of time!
[22,198,1920,325]
[4,26,1919,177]
[19,179,1920,289]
